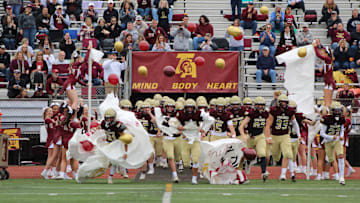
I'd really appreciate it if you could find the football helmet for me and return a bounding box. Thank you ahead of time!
[135,100,143,108]
[216,98,226,113]
[196,96,207,104]
[177,97,185,104]
[277,94,289,109]
[104,108,116,124]
[317,97,324,107]
[175,101,184,111]
[243,97,253,105]
[120,99,132,109]
[153,94,162,101]
[165,99,176,113]
[254,96,266,112]
[330,101,343,116]
[209,98,217,106]
[197,99,208,111]
[184,99,196,113]
[289,100,297,108]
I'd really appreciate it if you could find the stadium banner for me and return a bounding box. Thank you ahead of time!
[0,128,21,150]
[131,52,239,93]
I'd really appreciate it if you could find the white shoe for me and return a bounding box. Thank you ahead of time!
[107,176,113,184]
[122,168,128,178]
[147,168,154,175]
[192,179,198,185]
[314,175,322,181]
[139,173,146,180]
[172,176,179,183]
[155,159,161,167]
[324,174,330,180]
[178,164,184,173]
[161,160,168,168]
[55,174,65,180]
[332,174,339,181]
[262,173,269,182]
[339,177,345,185]
[75,176,83,184]
[199,173,204,179]
[64,174,73,180]
[41,170,49,180]
[310,169,317,177]
[295,167,301,173]
[280,174,286,181]
[66,165,72,173]
[346,168,355,177]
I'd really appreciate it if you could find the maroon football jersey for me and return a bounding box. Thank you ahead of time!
[248,109,269,136]
[177,110,203,126]
[101,120,126,142]
[230,107,253,136]
[136,113,158,134]
[270,106,296,135]
[210,111,233,133]
[321,115,345,136]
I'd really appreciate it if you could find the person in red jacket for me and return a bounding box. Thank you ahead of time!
[144,19,167,48]
[240,2,257,35]
[193,15,213,50]
[45,69,64,97]
[80,59,103,86]
[329,23,351,49]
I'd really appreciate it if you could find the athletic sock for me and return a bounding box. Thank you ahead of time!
[59,171,65,176]
[324,171,329,178]
[149,163,154,169]
[281,168,287,176]
[192,176,197,182]
[288,159,294,176]
[348,166,353,171]
[172,171,178,177]
[110,165,116,176]
[72,171,78,178]
[260,157,267,174]
[42,169,49,174]
[338,158,345,178]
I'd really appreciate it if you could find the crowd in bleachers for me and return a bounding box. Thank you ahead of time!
[1,0,360,98]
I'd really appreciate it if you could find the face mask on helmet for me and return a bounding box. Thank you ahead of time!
[255,104,265,112]
[121,107,131,111]
[279,101,288,109]
[185,106,194,113]
[232,104,240,111]
[332,108,342,116]
[216,105,225,113]
[105,116,115,125]
[166,105,175,113]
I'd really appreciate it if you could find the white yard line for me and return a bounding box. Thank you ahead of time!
[162,184,173,203]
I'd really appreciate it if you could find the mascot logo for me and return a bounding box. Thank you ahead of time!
[175,53,197,78]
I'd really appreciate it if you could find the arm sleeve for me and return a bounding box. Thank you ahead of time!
[63,14,70,26]
[320,123,334,140]
[292,118,301,138]
[340,125,344,138]
[118,122,127,133]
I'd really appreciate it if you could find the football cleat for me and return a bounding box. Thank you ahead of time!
[291,175,296,182]
[161,160,168,168]
[324,173,330,180]
[139,173,146,180]
[122,168,128,179]
[55,174,65,180]
[314,175,322,181]
[155,159,161,167]
[172,176,179,183]
[192,179,198,185]
[346,168,355,177]
[280,174,286,181]
[64,174,73,180]
[41,170,49,180]
[339,177,345,185]
[107,176,113,184]
[147,168,154,175]
[178,164,184,173]
[262,173,269,182]
[332,174,339,181]
[310,169,317,177]
[66,165,72,173]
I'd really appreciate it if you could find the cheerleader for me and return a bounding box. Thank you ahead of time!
[40,107,56,179]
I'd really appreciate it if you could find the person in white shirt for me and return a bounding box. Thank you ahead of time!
[103,49,127,97]
[54,51,70,65]
[43,45,56,74]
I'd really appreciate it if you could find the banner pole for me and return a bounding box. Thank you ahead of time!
[88,45,92,133]
[238,51,243,99]
[306,135,311,180]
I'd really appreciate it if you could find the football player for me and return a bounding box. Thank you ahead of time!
[210,98,236,141]
[136,102,164,180]
[177,99,214,184]
[209,98,217,110]
[119,99,133,111]
[264,94,301,181]
[240,96,268,181]
[161,99,182,183]
[320,102,346,185]
[230,96,251,137]
[101,108,128,184]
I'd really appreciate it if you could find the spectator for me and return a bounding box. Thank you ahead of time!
[133,34,147,51]
[60,32,76,59]
[120,22,139,42]
[80,58,103,86]
[334,39,354,70]
[120,1,136,29]
[47,0,60,15]
[270,90,282,107]
[50,5,70,30]
[32,87,49,98]
[297,23,313,46]
[36,7,51,35]
[284,7,297,30]
[327,10,342,30]
[231,0,242,21]
[21,45,33,69]
[171,22,191,51]
[31,0,44,18]
[16,38,35,56]
[319,0,339,25]
[16,88,29,98]
[1,15,17,50]
[102,50,127,97]
[19,4,37,49]
[39,35,54,53]
[45,68,64,97]
[240,2,257,35]
[8,70,27,98]
[152,34,171,51]
[152,0,173,22]
[270,5,285,32]
[10,52,30,84]
[121,33,134,55]
[81,3,98,23]
[144,19,167,47]
[157,0,170,34]
[225,19,244,51]
[193,15,213,50]
[43,45,56,74]
[329,23,351,49]
[137,0,151,21]
[95,18,111,49]
[0,45,11,81]
[352,41,360,68]
[31,51,48,90]
[277,24,297,55]
[103,0,118,24]
[287,0,305,12]
[7,0,22,16]
[347,9,360,33]
[107,16,122,39]
[259,23,276,56]
[133,15,148,35]
[64,0,82,21]
[79,17,95,41]
[337,83,355,107]
[350,24,360,51]
[256,46,276,84]
[120,0,137,10]
[54,51,69,64]
[200,33,217,51]
[1,6,17,28]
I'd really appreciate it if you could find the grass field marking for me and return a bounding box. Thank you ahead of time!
[162,184,173,203]
[24,186,164,190]
[174,187,360,191]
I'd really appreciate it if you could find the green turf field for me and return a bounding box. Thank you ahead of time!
[1,179,360,203]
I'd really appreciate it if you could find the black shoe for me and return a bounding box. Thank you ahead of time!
[291,175,296,182]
